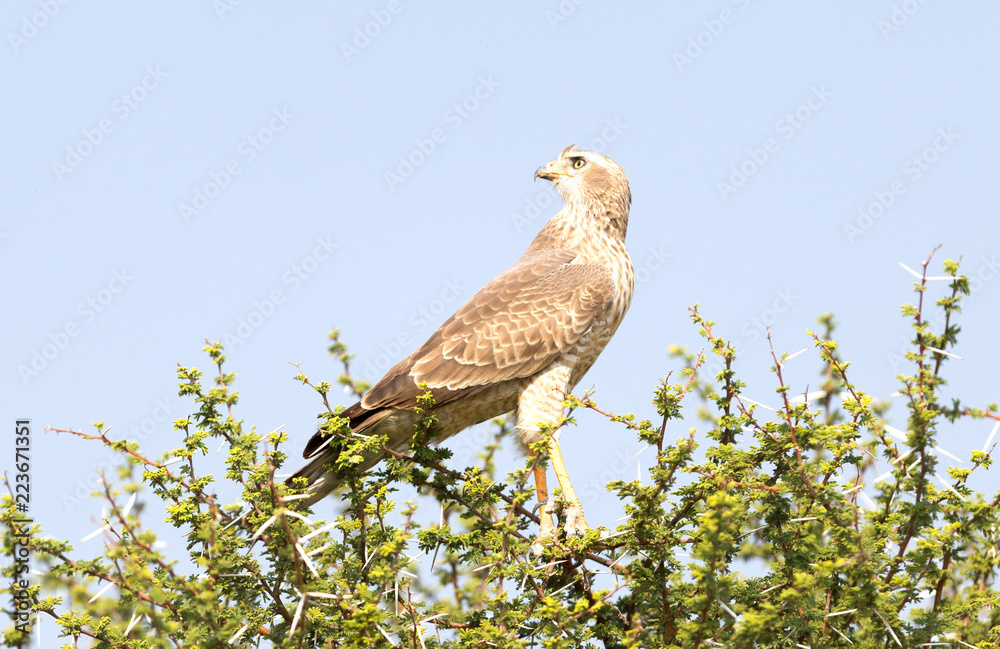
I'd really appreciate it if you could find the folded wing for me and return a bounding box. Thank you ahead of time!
[363,248,615,409]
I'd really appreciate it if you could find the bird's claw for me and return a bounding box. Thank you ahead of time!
[528,507,556,559]
[528,500,590,559]
[561,503,590,538]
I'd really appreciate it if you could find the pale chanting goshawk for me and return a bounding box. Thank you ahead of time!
[289,145,634,548]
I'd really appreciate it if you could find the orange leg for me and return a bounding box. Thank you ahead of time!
[529,436,590,557]
[532,453,555,553]
[533,460,549,507]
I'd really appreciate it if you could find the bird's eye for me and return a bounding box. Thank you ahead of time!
[572,158,587,169]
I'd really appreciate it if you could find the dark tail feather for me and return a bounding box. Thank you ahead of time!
[285,406,395,505]
[285,451,339,505]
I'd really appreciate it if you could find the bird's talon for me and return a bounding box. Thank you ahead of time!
[529,500,591,558]
[562,504,591,538]
[530,511,557,559]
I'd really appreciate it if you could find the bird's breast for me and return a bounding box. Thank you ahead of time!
[566,237,634,387]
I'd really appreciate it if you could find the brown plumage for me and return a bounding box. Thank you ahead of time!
[288,145,633,550]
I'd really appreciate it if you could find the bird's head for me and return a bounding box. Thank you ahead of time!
[534,146,631,229]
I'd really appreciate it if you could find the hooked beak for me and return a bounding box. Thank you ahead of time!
[534,163,571,182]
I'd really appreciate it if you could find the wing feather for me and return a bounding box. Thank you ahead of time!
[360,249,615,410]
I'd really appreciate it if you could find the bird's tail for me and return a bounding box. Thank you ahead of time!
[285,444,392,506]
[284,407,398,506]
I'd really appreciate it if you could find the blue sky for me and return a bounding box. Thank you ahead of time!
[3,2,999,567]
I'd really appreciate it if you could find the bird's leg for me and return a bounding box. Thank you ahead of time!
[546,433,590,537]
[519,364,592,555]
[529,457,554,558]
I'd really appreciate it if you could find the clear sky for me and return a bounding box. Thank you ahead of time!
[3,2,999,563]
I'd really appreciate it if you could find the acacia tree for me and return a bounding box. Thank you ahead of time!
[3,251,999,648]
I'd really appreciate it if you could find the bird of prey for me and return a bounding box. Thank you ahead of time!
[288,145,634,549]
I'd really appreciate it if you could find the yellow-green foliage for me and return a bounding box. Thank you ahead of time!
[3,255,998,648]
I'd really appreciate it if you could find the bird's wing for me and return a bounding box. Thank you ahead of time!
[360,248,616,411]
